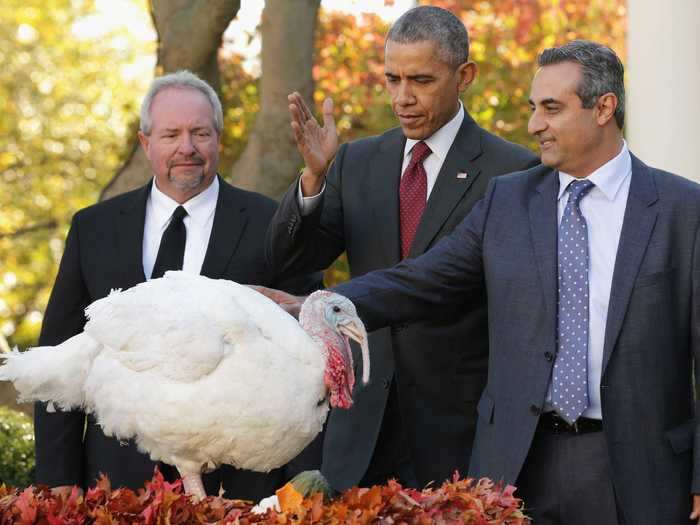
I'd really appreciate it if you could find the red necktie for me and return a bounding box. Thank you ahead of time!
[399,141,432,259]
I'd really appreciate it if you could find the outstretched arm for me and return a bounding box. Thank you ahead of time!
[261,178,497,333]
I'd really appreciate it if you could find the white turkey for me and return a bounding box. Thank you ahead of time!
[0,271,369,499]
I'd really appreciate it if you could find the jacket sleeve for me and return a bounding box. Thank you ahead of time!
[265,144,350,278]
[331,176,496,333]
[691,222,700,494]
[34,214,89,487]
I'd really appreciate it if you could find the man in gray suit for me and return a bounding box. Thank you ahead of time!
[266,6,537,491]
[262,40,700,524]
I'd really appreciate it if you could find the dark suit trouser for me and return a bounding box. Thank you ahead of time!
[516,423,621,525]
[359,379,418,488]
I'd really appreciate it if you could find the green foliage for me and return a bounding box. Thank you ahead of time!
[0,407,35,487]
[0,0,150,348]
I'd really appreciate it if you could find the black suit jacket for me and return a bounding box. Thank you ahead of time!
[35,177,320,500]
[266,113,538,489]
[333,157,700,524]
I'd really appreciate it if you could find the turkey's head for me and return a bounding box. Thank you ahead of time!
[299,291,369,409]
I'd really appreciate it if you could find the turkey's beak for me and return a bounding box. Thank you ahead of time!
[338,319,370,385]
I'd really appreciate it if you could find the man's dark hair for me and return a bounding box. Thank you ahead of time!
[386,6,469,69]
[539,40,625,129]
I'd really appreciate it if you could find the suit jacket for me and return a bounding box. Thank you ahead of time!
[35,177,321,501]
[266,113,538,489]
[333,156,700,524]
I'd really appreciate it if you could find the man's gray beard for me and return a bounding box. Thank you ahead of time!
[168,170,205,191]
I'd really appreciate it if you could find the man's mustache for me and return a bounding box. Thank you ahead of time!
[168,157,205,168]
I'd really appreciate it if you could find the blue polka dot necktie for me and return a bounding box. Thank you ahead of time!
[551,179,595,424]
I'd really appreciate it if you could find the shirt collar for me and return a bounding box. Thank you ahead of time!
[404,102,464,162]
[150,176,219,229]
[557,140,631,202]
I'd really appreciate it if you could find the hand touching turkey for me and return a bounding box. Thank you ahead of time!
[0,271,369,500]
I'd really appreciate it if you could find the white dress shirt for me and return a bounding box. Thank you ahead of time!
[142,177,219,279]
[546,140,632,420]
[298,103,466,214]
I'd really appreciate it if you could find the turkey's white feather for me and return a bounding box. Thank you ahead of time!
[0,333,100,409]
[2,272,329,474]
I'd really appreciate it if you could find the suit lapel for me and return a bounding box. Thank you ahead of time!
[117,182,150,286]
[200,177,248,278]
[601,156,658,374]
[529,169,560,323]
[368,129,405,267]
[409,113,482,257]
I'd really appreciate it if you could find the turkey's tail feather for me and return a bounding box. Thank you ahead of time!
[0,332,101,410]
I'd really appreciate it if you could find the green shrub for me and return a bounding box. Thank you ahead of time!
[0,406,35,487]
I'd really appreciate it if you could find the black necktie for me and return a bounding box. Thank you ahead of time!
[151,206,187,279]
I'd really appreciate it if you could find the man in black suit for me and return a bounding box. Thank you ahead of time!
[34,70,319,500]
[266,6,537,491]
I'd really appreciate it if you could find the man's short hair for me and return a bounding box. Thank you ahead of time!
[538,40,625,129]
[139,70,224,135]
[386,6,469,69]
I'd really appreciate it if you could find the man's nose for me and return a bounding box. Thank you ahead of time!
[177,133,196,155]
[528,110,545,136]
[395,81,415,106]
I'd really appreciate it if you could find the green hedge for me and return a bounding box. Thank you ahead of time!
[0,406,35,487]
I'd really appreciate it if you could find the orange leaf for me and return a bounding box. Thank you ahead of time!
[275,482,303,513]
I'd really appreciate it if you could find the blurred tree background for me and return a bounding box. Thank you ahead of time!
[0,0,625,432]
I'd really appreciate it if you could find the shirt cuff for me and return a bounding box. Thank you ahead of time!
[297,178,326,216]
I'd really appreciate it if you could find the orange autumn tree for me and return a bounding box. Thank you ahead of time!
[221,1,625,286]
[311,2,625,285]
[311,1,625,153]
[428,0,626,150]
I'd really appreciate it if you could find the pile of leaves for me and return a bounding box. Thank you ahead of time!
[0,470,529,524]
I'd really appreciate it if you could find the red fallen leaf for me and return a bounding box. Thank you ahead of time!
[1,471,529,524]
[14,488,38,525]
[309,492,324,522]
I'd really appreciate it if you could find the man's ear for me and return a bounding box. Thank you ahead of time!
[137,130,150,153]
[457,61,477,92]
[596,93,618,126]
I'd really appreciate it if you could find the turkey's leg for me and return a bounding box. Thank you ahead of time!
[178,468,206,500]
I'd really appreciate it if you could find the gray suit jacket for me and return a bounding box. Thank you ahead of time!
[267,113,538,489]
[334,156,700,524]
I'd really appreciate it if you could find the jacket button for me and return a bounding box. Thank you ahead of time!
[530,404,541,415]
[544,351,554,362]
[382,378,391,389]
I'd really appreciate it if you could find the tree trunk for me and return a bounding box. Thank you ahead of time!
[100,0,241,201]
[231,0,321,199]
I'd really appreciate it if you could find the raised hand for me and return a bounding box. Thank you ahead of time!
[288,92,337,196]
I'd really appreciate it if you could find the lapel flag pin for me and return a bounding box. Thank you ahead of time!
[457,172,468,179]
